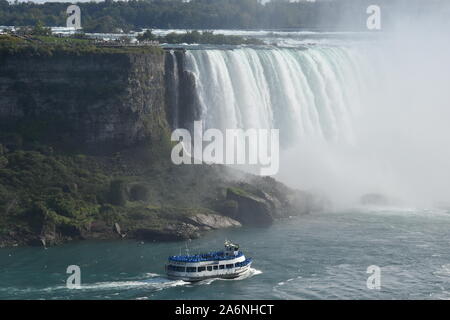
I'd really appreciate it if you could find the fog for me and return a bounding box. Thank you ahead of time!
[277,2,450,209]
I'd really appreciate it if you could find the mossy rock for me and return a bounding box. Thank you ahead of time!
[226,187,274,226]
[226,186,254,197]
[215,199,239,218]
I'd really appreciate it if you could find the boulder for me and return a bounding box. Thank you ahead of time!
[255,190,283,218]
[130,210,240,242]
[184,213,241,230]
[215,200,239,219]
[133,223,200,242]
[226,187,275,226]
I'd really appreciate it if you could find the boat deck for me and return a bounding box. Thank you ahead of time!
[169,251,244,263]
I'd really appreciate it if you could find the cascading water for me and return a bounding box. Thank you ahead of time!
[178,46,380,205]
[175,32,450,208]
[183,47,373,145]
[170,51,180,128]
[166,50,181,128]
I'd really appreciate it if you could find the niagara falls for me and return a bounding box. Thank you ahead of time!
[0,0,450,308]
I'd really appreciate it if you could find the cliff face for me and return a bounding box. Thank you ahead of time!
[0,46,323,248]
[0,50,168,153]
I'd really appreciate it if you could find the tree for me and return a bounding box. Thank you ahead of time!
[83,16,118,33]
[137,29,157,41]
[0,0,9,9]
[31,21,52,36]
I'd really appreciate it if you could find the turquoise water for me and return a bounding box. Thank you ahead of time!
[1,208,450,300]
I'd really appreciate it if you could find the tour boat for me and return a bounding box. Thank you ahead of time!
[165,241,252,282]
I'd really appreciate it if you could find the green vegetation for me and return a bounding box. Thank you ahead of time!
[129,183,150,202]
[0,0,324,30]
[138,30,264,45]
[0,34,163,57]
[0,148,105,240]
[82,15,131,34]
[0,146,162,244]
[30,20,52,36]
[227,187,254,198]
[0,137,251,246]
[0,0,429,31]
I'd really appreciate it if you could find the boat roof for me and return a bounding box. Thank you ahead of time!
[168,250,243,263]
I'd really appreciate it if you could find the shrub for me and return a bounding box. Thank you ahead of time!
[0,156,8,169]
[129,183,150,202]
[107,179,128,206]
[31,21,52,36]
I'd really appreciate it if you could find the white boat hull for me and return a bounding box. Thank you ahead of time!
[165,241,252,282]
[167,263,252,282]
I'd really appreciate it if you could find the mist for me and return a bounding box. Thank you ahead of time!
[277,2,450,209]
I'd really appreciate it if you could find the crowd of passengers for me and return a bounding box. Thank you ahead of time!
[169,251,243,262]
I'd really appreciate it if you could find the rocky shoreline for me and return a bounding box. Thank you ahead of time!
[0,166,321,248]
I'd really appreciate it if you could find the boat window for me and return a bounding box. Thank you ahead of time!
[219,265,225,270]
[175,266,185,272]
[186,267,196,272]
[226,264,233,269]
[213,266,218,270]
[197,266,206,272]
[207,266,213,271]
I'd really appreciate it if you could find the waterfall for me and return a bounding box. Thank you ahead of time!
[167,38,450,207]
[183,47,372,145]
[171,50,180,128]
[166,50,181,128]
[167,27,450,207]
[175,45,392,205]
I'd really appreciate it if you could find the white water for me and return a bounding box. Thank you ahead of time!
[168,50,180,128]
[183,34,450,208]
[185,47,372,143]
[184,45,378,205]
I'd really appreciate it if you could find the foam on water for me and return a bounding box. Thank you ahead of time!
[1,209,450,299]
[434,264,450,278]
[0,273,188,298]
[10,268,262,296]
[184,268,262,286]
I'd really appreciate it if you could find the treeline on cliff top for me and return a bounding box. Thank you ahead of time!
[0,0,447,32]
[137,29,263,45]
[0,30,262,54]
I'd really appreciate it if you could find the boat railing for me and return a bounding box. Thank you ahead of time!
[235,258,252,268]
[169,251,244,263]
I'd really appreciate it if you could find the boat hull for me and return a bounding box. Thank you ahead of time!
[167,263,252,282]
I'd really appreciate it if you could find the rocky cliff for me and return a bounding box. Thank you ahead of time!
[0,47,168,153]
[0,41,323,248]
